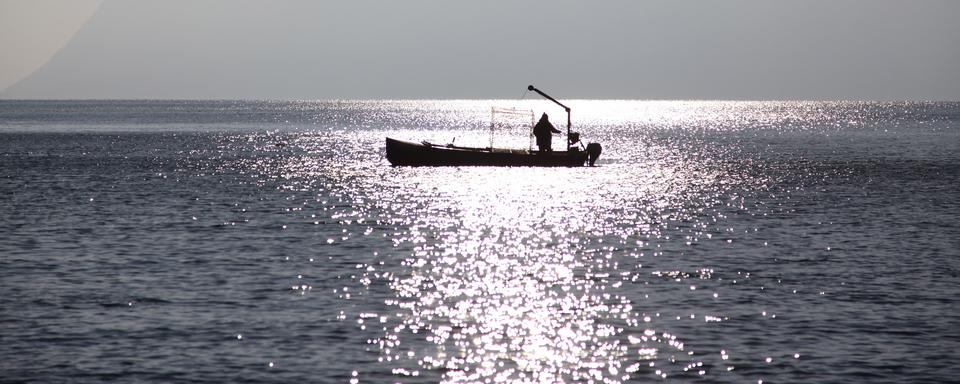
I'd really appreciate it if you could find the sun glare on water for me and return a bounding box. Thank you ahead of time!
[332,154,736,382]
[244,99,857,382]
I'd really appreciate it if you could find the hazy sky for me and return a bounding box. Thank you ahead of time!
[1,0,958,100]
[0,0,101,92]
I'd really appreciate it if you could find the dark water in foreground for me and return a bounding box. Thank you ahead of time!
[1,100,959,383]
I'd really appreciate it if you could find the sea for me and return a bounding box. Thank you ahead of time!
[1,100,958,383]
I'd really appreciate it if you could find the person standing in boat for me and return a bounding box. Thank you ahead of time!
[533,113,562,152]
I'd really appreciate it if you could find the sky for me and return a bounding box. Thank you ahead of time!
[0,0,101,93]
[1,0,958,100]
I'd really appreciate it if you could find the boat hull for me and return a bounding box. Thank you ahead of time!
[386,138,588,167]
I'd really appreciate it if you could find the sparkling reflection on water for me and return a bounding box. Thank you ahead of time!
[333,149,777,382]
[363,166,720,383]
[2,100,958,383]
[252,100,956,383]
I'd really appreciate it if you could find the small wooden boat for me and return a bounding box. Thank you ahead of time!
[386,137,592,167]
[385,85,602,167]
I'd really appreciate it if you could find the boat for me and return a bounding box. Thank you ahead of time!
[385,85,602,167]
[386,137,592,167]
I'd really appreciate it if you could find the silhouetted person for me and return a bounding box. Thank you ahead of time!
[533,113,561,152]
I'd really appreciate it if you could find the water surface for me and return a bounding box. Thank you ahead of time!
[1,100,959,383]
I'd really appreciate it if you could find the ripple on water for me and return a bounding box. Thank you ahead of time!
[1,100,958,383]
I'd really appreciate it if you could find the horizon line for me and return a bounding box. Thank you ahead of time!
[1,98,957,103]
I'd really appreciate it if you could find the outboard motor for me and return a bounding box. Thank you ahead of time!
[586,142,602,166]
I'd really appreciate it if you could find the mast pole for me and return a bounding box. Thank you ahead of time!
[527,85,571,149]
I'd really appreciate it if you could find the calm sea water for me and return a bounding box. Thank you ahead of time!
[1,100,958,383]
